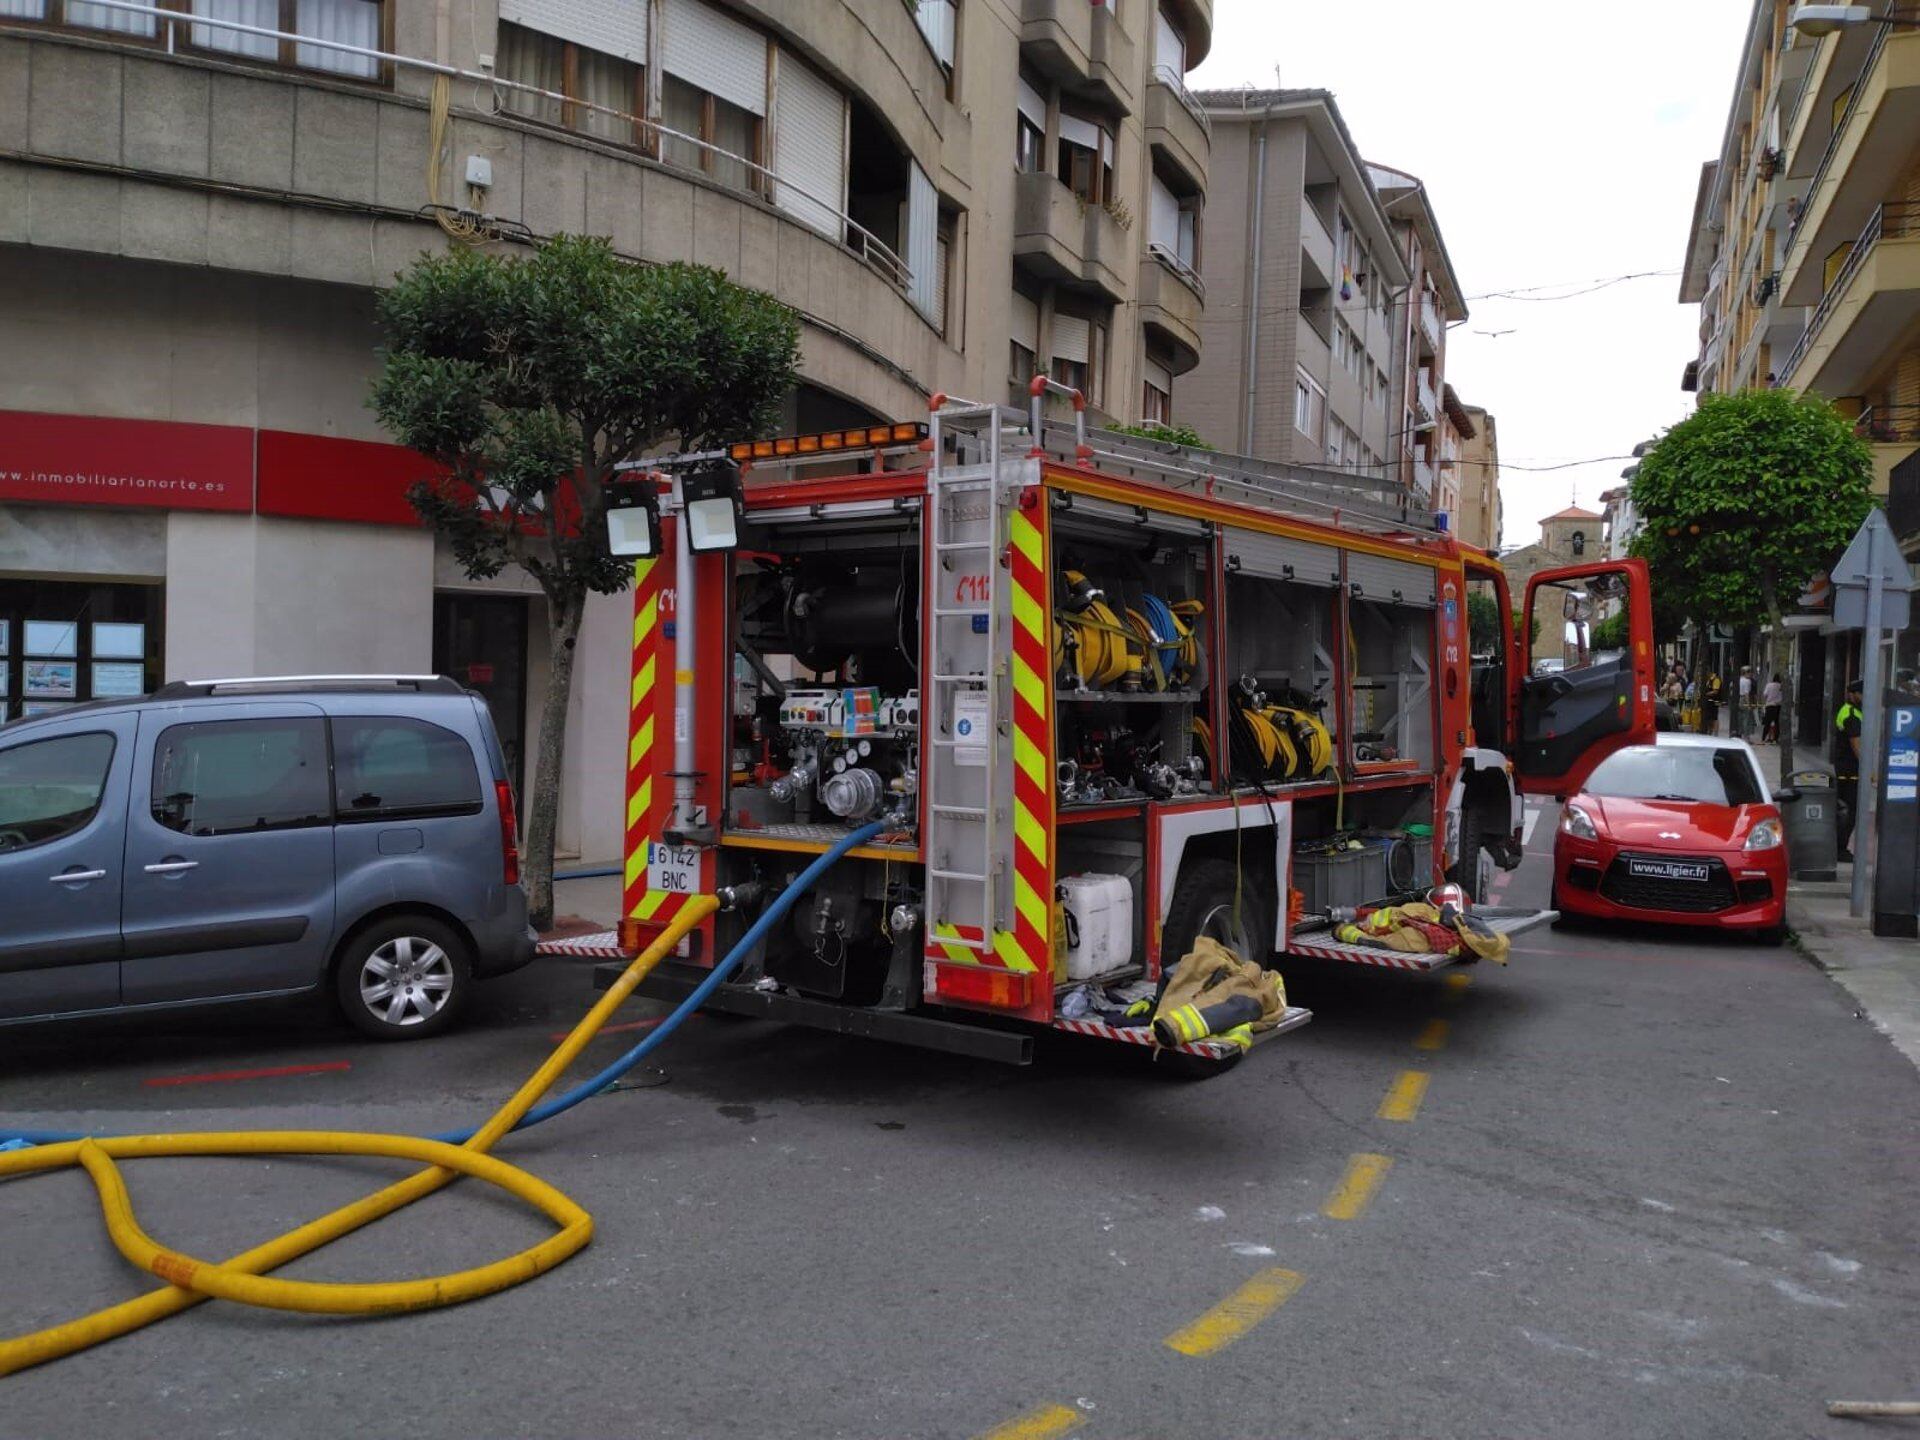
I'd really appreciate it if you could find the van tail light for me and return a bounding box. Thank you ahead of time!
[496,781,521,886]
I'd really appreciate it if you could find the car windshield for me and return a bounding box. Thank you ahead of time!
[1586,746,1764,807]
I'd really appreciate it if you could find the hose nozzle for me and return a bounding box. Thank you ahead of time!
[718,881,767,913]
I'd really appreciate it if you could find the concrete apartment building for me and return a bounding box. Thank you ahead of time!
[0,0,1214,860]
[1180,89,1406,472]
[1451,399,1501,553]
[1680,0,1920,726]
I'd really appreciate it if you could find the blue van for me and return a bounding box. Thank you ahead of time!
[0,676,535,1040]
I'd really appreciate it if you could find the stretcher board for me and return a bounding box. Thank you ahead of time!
[537,929,627,959]
[1054,1006,1313,1059]
[1283,908,1558,972]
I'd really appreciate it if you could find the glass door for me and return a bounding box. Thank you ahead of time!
[432,593,529,799]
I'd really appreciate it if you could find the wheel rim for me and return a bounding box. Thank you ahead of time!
[1194,901,1251,958]
[358,936,454,1027]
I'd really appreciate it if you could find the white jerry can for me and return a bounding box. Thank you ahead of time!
[1058,874,1135,981]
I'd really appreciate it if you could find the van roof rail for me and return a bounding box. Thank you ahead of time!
[150,675,469,698]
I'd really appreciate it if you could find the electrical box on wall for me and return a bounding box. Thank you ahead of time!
[465,156,493,190]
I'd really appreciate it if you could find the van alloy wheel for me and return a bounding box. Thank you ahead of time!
[358,936,455,1027]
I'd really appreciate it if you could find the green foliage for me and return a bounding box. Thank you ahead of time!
[1628,388,1874,625]
[1467,590,1501,652]
[1515,609,1540,646]
[1113,420,1212,451]
[1590,610,1629,651]
[371,236,802,599]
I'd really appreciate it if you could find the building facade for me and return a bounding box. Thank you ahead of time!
[0,0,1213,860]
[1451,400,1501,553]
[1679,0,1920,715]
[1179,89,1407,470]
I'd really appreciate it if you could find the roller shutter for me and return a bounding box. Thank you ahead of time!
[1149,174,1179,253]
[905,162,940,321]
[1346,552,1437,607]
[1154,6,1184,74]
[1058,112,1099,150]
[915,0,955,67]
[1017,77,1047,129]
[663,0,766,114]
[498,0,646,61]
[1011,292,1039,351]
[1051,312,1089,364]
[1224,528,1341,587]
[1143,356,1172,395]
[772,52,845,238]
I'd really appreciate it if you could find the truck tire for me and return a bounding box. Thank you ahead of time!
[1449,817,1500,905]
[1161,857,1275,968]
[335,915,473,1041]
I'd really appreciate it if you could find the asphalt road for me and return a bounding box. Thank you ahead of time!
[2,801,1917,1439]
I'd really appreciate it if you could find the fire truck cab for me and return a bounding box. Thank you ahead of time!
[561,393,1655,1069]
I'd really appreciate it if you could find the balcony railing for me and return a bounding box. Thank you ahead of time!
[1149,62,1211,135]
[1415,368,1437,422]
[1146,240,1205,297]
[1418,290,1442,354]
[1792,22,1891,268]
[8,0,916,296]
[1857,404,1920,445]
[1780,202,1920,383]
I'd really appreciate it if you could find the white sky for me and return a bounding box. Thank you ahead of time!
[1190,0,1752,548]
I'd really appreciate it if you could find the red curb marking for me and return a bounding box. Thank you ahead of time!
[143,1061,352,1088]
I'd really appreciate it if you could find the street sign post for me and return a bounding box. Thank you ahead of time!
[1873,701,1920,938]
[1829,510,1914,919]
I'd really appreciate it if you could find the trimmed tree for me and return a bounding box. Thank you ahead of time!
[1628,388,1873,783]
[371,236,800,927]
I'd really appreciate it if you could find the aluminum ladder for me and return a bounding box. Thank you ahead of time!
[921,401,1023,960]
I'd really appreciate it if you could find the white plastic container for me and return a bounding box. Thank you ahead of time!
[1058,874,1135,980]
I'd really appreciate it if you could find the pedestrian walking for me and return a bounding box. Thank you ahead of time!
[1737,666,1755,738]
[1834,679,1864,864]
[1762,672,1783,744]
[1703,671,1724,737]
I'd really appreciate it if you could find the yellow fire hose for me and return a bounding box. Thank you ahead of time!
[0,894,718,1377]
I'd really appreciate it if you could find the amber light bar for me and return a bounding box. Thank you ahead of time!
[729,422,929,463]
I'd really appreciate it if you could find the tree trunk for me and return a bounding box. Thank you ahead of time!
[1763,576,1794,790]
[524,589,585,931]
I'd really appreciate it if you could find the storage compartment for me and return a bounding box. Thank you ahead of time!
[1293,843,1389,915]
[1058,874,1135,981]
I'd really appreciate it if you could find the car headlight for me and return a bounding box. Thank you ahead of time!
[1560,802,1598,840]
[1745,818,1783,851]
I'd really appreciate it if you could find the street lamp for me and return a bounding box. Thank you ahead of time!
[1790,4,1920,36]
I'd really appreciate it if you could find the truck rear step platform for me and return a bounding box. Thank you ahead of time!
[1055,1007,1313,1060]
[1281,907,1558,971]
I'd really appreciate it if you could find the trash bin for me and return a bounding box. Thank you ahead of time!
[1776,767,1839,882]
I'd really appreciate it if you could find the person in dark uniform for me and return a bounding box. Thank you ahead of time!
[1834,679,1864,863]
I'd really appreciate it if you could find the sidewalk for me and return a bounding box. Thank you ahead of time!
[1743,739,1920,1074]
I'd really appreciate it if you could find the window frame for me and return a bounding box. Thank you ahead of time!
[0,730,118,855]
[0,0,398,86]
[148,716,333,839]
[1293,368,1326,446]
[661,70,767,193]
[499,21,653,156]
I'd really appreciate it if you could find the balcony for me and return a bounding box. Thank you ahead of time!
[1889,444,1920,540]
[1415,368,1438,425]
[1413,457,1437,498]
[1856,407,1920,501]
[1780,203,1920,393]
[1418,290,1441,358]
[1139,251,1203,372]
[1296,312,1332,384]
[1146,68,1210,191]
[1013,171,1130,303]
[1300,200,1335,291]
[1021,0,1133,114]
[1779,28,1920,306]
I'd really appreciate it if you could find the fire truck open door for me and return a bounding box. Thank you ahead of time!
[1514,558,1656,796]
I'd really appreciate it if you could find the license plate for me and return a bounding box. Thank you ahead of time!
[1628,858,1711,883]
[646,842,701,894]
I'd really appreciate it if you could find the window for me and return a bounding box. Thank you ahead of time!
[332,716,483,821]
[1017,75,1047,173]
[497,23,645,147]
[1011,339,1037,386]
[1331,320,1348,370]
[1142,353,1172,423]
[1057,110,1111,204]
[1050,310,1106,405]
[150,718,330,837]
[133,0,384,77]
[1010,289,1040,387]
[663,74,762,192]
[1293,369,1326,446]
[935,210,961,342]
[0,732,116,853]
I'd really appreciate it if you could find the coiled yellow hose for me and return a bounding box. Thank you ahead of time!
[0,895,718,1377]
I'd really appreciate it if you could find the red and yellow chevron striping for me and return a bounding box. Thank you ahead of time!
[621,555,688,936]
[996,501,1052,978]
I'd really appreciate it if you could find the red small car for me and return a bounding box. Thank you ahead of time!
[1551,735,1787,943]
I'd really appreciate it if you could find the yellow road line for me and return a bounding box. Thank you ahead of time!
[974,1403,1087,1440]
[1413,1018,1450,1051]
[1442,971,1473,1000]
[1378,1069,1430,1122]
[1163,1267,1305,1357]
[1323,1153,1393,1220]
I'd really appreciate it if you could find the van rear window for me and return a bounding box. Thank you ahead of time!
[332,716,482,821]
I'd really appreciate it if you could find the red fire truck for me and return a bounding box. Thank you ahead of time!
[547,389,1655,1068]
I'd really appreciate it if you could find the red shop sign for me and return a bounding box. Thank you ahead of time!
[0,409,253,513]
